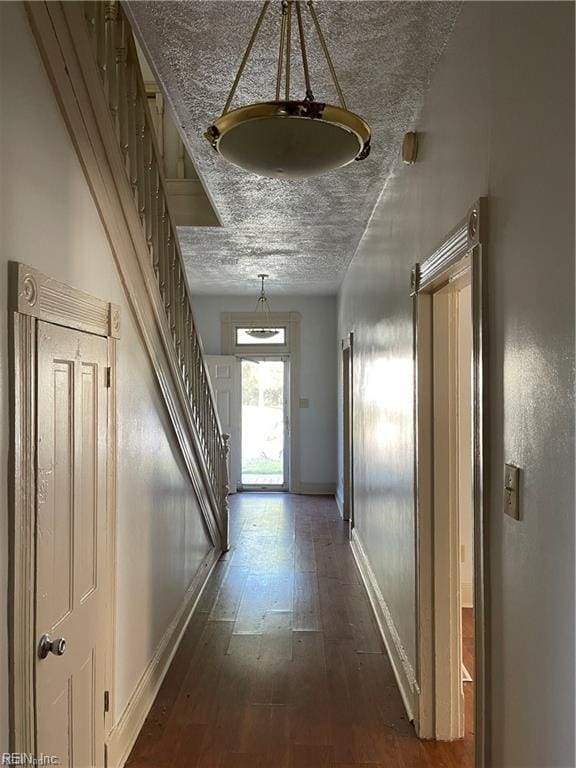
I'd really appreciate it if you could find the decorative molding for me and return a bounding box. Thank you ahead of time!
[9,312,37,754]
[412,198,487,295]
[105,336,119,738]
[298,482,336,496]
[9,262,120,339]
[350,529,417,722]
[106,547,221,768]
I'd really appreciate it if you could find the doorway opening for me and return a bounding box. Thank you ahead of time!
[341,333,354,527]
[240,358,288,490]
[413,199,487,767]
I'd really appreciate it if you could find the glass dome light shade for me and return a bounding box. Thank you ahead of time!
[206,101,371,179]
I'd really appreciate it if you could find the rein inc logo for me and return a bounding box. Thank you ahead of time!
[1,756,60,766]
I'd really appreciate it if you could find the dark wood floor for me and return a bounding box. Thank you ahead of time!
[127,493,474,767]
[462,607,475,744]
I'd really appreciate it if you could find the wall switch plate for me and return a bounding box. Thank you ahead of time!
[504,463,521,520]
[299,398,309,409]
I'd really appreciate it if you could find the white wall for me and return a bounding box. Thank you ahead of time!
[337,3,574,766]
[191,295,337,492]
[0,2,213,743]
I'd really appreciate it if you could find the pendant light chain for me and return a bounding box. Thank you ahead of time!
[307,1,347,110]
[276,1,288,101]
[256,275,273,317]
[221,0,347,112]
[285,1,292,100]
[222,0,270,115]
[295,2,314,101]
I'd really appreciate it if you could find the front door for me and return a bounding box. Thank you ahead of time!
[240,358,288,490]
[35,320,108,767]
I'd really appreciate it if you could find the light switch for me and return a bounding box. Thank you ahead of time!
[504,463,520,520]
[299,398,309,409]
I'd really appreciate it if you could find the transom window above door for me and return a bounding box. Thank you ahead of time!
[236,327,287,346]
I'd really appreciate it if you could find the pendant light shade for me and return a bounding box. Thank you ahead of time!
[246,274,279,339]
[205,1,371,179]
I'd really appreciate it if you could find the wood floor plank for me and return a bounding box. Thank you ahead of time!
[210,566,250,622]
[293,572,321,631]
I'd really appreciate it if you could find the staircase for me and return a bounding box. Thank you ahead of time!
[27,0,230,550]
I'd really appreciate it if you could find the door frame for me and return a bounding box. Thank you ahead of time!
[8,262,120,753]
[222,310,301,492]
[238,355,290,492]
[411,199,487,765]
[341,333,354,527]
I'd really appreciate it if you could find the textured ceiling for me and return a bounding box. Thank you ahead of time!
[127,1,460,295]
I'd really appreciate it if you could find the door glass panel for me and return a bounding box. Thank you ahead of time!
[241,359,285,486]
[236,327,286,345]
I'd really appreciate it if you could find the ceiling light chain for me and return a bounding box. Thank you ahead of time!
[276,1,288,101]
[285,1,292,100]
[246,274,280,340]
[295,1,313,101]
[222,0,271,116]
[306,1,347,110]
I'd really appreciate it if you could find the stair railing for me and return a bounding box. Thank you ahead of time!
[83,0,229,547]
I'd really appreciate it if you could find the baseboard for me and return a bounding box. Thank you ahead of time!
[461,581,473,609]
[298,482,336,496]
[335,487,344,518]
[106,546,221,768]
[350,529,417,722]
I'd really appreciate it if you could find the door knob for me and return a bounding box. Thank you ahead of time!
[38,633,66,659]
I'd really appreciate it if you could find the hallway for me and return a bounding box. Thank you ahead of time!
[127,494,472,767]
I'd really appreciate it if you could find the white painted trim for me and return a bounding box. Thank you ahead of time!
[298,483,336,496]
[341,334,354,525]
[461,582,474,609]
[350,529,416,722]
[107,547,221,768]
[335,487,344,518]
[9,262,120,339]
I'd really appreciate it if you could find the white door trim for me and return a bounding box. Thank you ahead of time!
[341,333,354,526]
[8,262,120,753]
[412,198,487,766]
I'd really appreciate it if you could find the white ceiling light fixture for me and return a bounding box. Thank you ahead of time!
[205,0,371,179]
[246,274,280,339]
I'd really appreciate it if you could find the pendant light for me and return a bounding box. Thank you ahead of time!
[204,1,371,179]
[246,274,280,339]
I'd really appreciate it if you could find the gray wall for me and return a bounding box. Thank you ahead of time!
[191,294,338,491]
[337,2,574,766]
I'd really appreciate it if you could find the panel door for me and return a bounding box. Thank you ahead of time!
[35,321,108,767]
[205,355,241,492]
